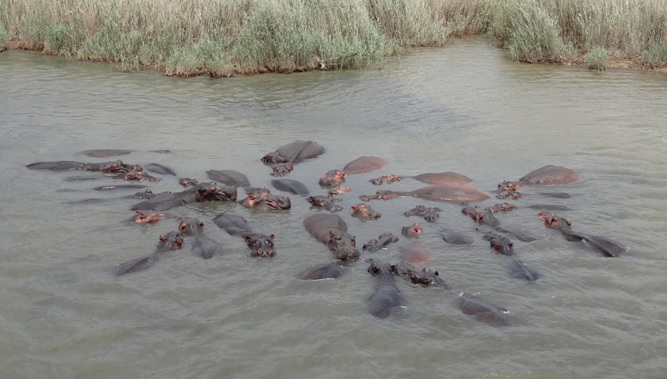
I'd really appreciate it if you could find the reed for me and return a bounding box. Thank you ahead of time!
[1,0,666,76]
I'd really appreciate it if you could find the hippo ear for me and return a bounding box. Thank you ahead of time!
[179,223,187,233]
[159,234,166,242]
[267,234,275,244]
[199,221,205,229]
[244,235,256,246]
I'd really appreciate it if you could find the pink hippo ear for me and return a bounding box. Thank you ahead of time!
[267,234,275,244]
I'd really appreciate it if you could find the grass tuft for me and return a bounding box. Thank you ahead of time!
[585,46,608,71]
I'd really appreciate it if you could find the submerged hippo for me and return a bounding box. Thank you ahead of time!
[498,165,583,192]
[409,172,472,186]
[343,156,388,174]
[212,213,276,258]
[319,169,348,187]
[271,179,309,195]
[178,217,224,259]
[239,187,291,211]
[538,212,626,257]
[398,242,433,264]
[26,160,139,172]
[363,232,400,252]
[307,195,343,212]
[483,232,514,256]
[206,169,251,188]
[389,261,448,288]
[360,184,491,203]
[131,182,237,211]
[350,203,381,222]
[367,260,405,319]
[404,205,441,223]
[303,214,360,261]
[508,258,541,281]
[82,149,133,158]
[144,163,176,176]
[132,210,177,225]
[113,231,184,276]
[457,293,511,327]
[297,261,348,280]
[402,223,423,238]
[261,140,325,164]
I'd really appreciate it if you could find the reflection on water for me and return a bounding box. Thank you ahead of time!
[1,38,667,378]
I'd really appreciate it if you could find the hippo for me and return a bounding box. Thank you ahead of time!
[370,174,402,185]
[261,140,325,164]
[398,242,432,264]
[508,258,541,281]
[271,163,294,177]
[498,165,583,192]
[179,178,199,187]
[538,212,626,257]
[360,184,491,203]
[363,232,400,252]
[441,229,475,245]
[239,187,291,211]
[112,170,160,182]
[494,225,538,242]
[132,210,177,225]
[527,204,573,211]
[144,163,176,176]
[131,182,237,211]
[297,261,347,280]
[409,172,472,186]
[404,205,441,223]
[271,179,309,195]
[307,196,343,212]
[367,260,405,319]
[178,217,224,259]
[113,231,184,276]
[94,184,147,191]
[350,203,381,222]
[319,170,347,187]
[328,186,351,197]
[457,293,510,327]
[206,169,250,188]
[212,213,276,258]
[461,206,500,227]
[402,223,423,238]
[389,261,448,288]
[26,160,123,172]
[83,149,132,158]
[303,214,360,261]
[343,156,388,174]
[483,232,514,256]
[485,203,516,213]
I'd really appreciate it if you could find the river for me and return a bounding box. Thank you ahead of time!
[1,38,666,378]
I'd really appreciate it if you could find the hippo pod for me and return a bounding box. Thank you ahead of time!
[113,231,184,276]
[212,213,275,258]
[131,182,237,211]
[303,214,360,261]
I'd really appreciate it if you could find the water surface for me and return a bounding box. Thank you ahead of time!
[1,38,666,378]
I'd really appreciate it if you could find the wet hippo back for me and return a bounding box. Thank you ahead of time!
[520,165,583,185]
[410,172,472,186]
[343,156,388,174]
[410,185,491,203]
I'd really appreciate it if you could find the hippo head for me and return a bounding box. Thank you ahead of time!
[271,163,294,177]
[485,233,514,256]
[134,210,160,224]
[367,259,386,276]
[326,232,360,261]
[179,178,199,187]
[410,268,445,288]
[497,181,522,193]
[157,231,184,251]
[178,217,205,236]
[319,170,347,187]
[245,234,275,258]
[261,152,288,164]
[402,223,423,238]
[196,183,237,202]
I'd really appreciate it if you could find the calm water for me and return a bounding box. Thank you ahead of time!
[1,38,667,378]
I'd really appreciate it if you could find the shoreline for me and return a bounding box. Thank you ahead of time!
[2,40,666,77]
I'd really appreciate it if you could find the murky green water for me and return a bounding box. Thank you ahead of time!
[1,38,667,378]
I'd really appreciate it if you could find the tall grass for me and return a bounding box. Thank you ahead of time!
[1,0,666,76]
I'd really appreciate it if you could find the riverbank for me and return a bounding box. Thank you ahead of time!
[1,0,666,76]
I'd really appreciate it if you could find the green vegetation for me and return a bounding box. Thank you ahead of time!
[585,47,608,71]
[1,0,666,76]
